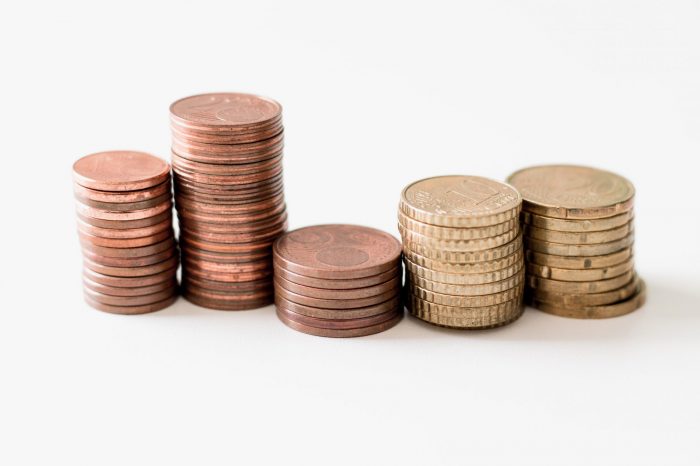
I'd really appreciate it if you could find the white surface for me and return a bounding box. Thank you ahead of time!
[2,1,699,465]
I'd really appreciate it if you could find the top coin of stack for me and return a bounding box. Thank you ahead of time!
[169,93,288,310]
[273,225,403,338]
[399,176,525,329]
[507,165,645,319]
[72,151,179,314]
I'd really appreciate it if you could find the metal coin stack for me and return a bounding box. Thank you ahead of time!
[507,165,646,318]
[272,225,403,337]
[73,151,179,314]
[169,93,288,310]
[399,176,525,329]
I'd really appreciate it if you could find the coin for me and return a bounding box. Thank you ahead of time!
[181,284,273,311]
[528,269,634,294]
[185,262,272,282]
[399,223,518,251]
[77,210,171,230]
[406,281,523,308]
[398,212,519,240]
[407,267,524,296]
[404,254,522,285]
[524,233,634,256]
[276,309,402,338]
[272,265,400,290]
[83,276,178,297]
[77,217,172,239]
[82,247,177,268]
[83,254,179,278]
[274,283,400,310]
[406,295,524,329]
[402,232,523,263]
[75,200,172,221]
[170,93,282,131]
[523,221,632,245]
[85,287,176,306]
[84,294,178,315]
[83,264,178,287]
[74,180,171,204]
[402,245,522,273]
[526,257,634,282]
[521,210,633,233]
[525,275,641,307]
[78,228,172,248]
[274,295,402,320]
[525,247,633,270]
[274,274,401,300]
[276,305,401,330]
[73,151,170,192]
[80,237,176,258]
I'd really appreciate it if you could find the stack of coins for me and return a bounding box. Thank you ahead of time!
[169,93,288,310]
[272,225,403,337]
[399,176,525,329]
[72,151,179,314]
[507,165,646,318]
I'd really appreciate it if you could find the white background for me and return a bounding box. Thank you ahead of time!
[1,1,699,465]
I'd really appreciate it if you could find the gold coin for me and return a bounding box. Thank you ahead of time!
[399,175,521,227]
[524,232,634,256]
[406,294,524,329]
[407,281,523,307]
[522,210,633,233]
[403,233,523,263]
[403,245,522,273]
[528,279,646,319]
[525,247,632,270]
[523,221,632,245]
[527,269,634,294]
[404,254,522,285]
[507,165,635,219]
[526,257,634,282]
[399,224,519,252]
[525,275,640,307]
[406,267,524,296]
[398,211,519,240]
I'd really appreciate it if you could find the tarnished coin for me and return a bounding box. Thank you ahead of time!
[274,283,399,310]
[406,295,524,329]
[400,176,521,227]
[403,232,523,264]
[83,254,179,278]
[84,294,177,315]
[526,257,634,282]
[507,165,635,219]
[398,212,519,240]
[276,308,402,338]
[73,151,170,191]
[272,265,400,290]
[404,255,522,285]
[527,269,634,294]
[525,275,640,307]
[524,233,634,256]
[523,221,633,245]
[399,223,518,251]
[274,295,402,320]
[407,268,524,296]
[276,305,401,331]
[407,281,523,308]
[403,246,522,274]
[525,247,633,270]
[274,274,401,300]
[522,210,633,233]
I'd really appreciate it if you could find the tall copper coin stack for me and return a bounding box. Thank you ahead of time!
[169,93,287,310]
[73,151,179,314]
[399,176,525,329]
[507,165,646,318]
[272,225,403,337]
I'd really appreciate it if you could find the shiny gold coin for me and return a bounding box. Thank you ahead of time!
[406,294,524,329]
[529,279,646,319]
[398,212,519,240]
[403,233,523,264]
[403,245,522,274]
[523,221,632,245]
[406,280,523,308]
[527,269,634,294]
[525,247,632,270]
[399,224,518,252]
[526,257,634,282]
[399,175,521,227]
[406,267,524,296]
[524,232,634,257]
[525,275,640,307]
[404,255,522,285]
[522,210,633,233]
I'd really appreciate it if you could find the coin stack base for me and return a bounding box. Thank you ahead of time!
[399,176,525,329]
[508,165,646,319]
[273,225,403,338]
[73,151,179,314]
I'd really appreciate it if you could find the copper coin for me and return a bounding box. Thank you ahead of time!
[182,256,270,274]
[171,125,283,146]
[276,304,401,330]
[175,192,284,214]
[182,275,272,293]
[273,264,401,290]
[75,191,172,211]
[176,203,286,225]
[170,93,282,130]
[178,210,287,234]
[73,151,170,191]
[83,276,178,297]
[276,309,403,338]
[274,274,401,300]
[77,210,172,230]
[184,261,272,282]
[84,254,179,277]
[75,200,172,221]
[171,113,282,135]
[273,224,402,279]
[82,247,177,268]
[180,240,270,263]
[78,228,172,248]
[172,164,283,185]
[274,283,400,309]
[179,235,274,254]
[274,294,402,320]
[85,287,176,306]
[84,264,178,287]
[174,172,283,193]
[172,139,284,164]
[176,183,285,205]
[84,293,177,315]
[77,217,172,239]
[172,152,282,175]
[81,237,176,258]
[74,179,171,203]
[182,290,273,311]
[180,221,286,244]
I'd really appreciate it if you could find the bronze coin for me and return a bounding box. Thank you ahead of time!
[178,235,274,254]
[74,179,171,203]
[77,217,172,239]
[173,173,283,194]
[84,293,177,315]
[81,237,176,258]
[276,309,403,338]
[75,200,172,221]
[170,93,282,130]
[171,124,283,145]
[73,151,170,191]
[172,152,282,176]
[175,192,284,215]
[276,304,401,330]
[172,140,284,165]
[274,294,402,320]
[272,264,401,290]
[273,224,402,279]
[83,276,178,297]
[84,264,178,287]
[182,256,270,273]
[274,274,401,300]
[274,283,400,309]
[176,203,286,225]
[182,289,273,311]
[175,183,284,205]
[85,286,176,306]
[182,275,272,293]
[171,111,282,135]
[77,210,172,230]
[178,210,287,234]
[180,221,286,244]
[75,191,172,211]
[84,254,179,277]
[78,228,172,248]
[172,164,283,186]
[183,261,272,282]
[82,247,177,268]
[180,240,271,263]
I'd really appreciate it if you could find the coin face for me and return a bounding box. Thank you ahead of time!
[400,176,521,227]
[170,93,282,129]
[73,151,170,191]
[507,165,635,219]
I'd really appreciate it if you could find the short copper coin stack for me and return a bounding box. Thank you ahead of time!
[507,165,646,318]
[399,176,525,329]
[73,151,179,314]
[272,225,403,337]
[170,93,288,310]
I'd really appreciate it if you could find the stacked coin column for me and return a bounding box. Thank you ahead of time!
[507,165,645,318]
[399,176,525,329]
[73,151,179,314]
[169,93,287,310]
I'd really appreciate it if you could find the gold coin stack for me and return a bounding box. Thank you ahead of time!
[507,165,646,319]
[399,176,525,329]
